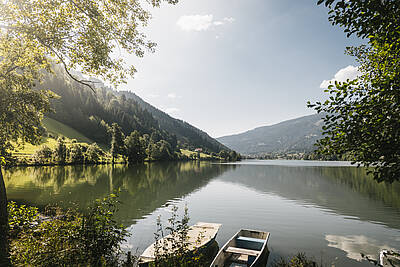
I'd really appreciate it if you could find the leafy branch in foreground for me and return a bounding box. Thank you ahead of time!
[309,0,400,183]
[0,0,178,87]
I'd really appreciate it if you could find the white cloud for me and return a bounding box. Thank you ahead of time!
[320,65,361,89]
[223,17,235,23]
[213,17,235,26]
[165,107,180,114]
[167,93,177,99]
[177,15,235,32]
[177,15,213,31]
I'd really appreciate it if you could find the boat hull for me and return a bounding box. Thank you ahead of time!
[139,222,222,266]
[210,229,270,267]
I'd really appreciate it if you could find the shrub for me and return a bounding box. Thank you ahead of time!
[8,202,38,239]
[152,206,208,267]
[8,194,130,266]
[272,253,320,267]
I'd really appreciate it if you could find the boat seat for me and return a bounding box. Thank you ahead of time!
[229,263,247,267]
[236,236,265,244]
[225,246,260,257]
[235,236,265,251]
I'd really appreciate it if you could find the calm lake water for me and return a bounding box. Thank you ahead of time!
[4,160,400,266]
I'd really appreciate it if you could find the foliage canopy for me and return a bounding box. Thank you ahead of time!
[0,0,178,86]
[309,0,400,183]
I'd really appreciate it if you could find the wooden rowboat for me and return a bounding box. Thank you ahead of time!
[210,229,270,267]
[139,222,222,266]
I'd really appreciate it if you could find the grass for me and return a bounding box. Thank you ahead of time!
[12,118,213,164]
[43,117,93,143]
[12,137,58,155]
[12,118,99,157]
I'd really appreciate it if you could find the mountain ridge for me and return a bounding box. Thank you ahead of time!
[116,90,229,153]
[217,113,324,155]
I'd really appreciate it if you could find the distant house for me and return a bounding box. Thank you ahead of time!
[194,148,203,153]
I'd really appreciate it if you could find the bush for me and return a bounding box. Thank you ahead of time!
[8,194,130,266]
[152,206,208,267]
[272,253,320,267]
[8,202,38,239]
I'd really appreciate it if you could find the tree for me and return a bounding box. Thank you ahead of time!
[125,131,146,164]
[85,143,102,164]
[69,144,84,164]
[309,0,400,183]
[32,145,53,165]
[110,123,125,163]
[0,0,178,88]
[158,140,174,161]
[219,150,229,160]
[55,137,67,164]
[229,151,240,162]
[0,0,178,262]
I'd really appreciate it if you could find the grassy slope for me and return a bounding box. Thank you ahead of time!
[13,138,58,155]
[43,117,93,143]
[14,118,212,162]
[13,118,94,156]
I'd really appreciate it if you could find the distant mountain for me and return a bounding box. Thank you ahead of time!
[40,65,228,153]
[217,114,324,155]
[116,90,229,153]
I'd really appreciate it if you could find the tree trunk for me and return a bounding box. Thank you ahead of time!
[0,166,9,265]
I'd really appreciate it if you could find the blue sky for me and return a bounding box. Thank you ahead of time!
[119,0,362,138]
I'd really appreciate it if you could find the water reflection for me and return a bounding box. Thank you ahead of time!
[5,162,400,228]
[5,162,234,223]
[325,234,395,261]
[4,160,400,266]
[219,164,400,229]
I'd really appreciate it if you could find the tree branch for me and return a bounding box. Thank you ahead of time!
[34,35,97,93]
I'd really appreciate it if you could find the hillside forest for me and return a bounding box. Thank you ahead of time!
[10,65,240,166]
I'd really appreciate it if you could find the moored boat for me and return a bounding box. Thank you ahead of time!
[139,222,222,266]
[210,229,270,267]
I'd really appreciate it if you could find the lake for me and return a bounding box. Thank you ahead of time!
[4,160,400,266]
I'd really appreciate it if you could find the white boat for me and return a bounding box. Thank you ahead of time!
[210,229,270,267]
[139,222,222,266]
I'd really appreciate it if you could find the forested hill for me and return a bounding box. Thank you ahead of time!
[40,65,227,153]
[116,90,228,153]
[217,114,325,155]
